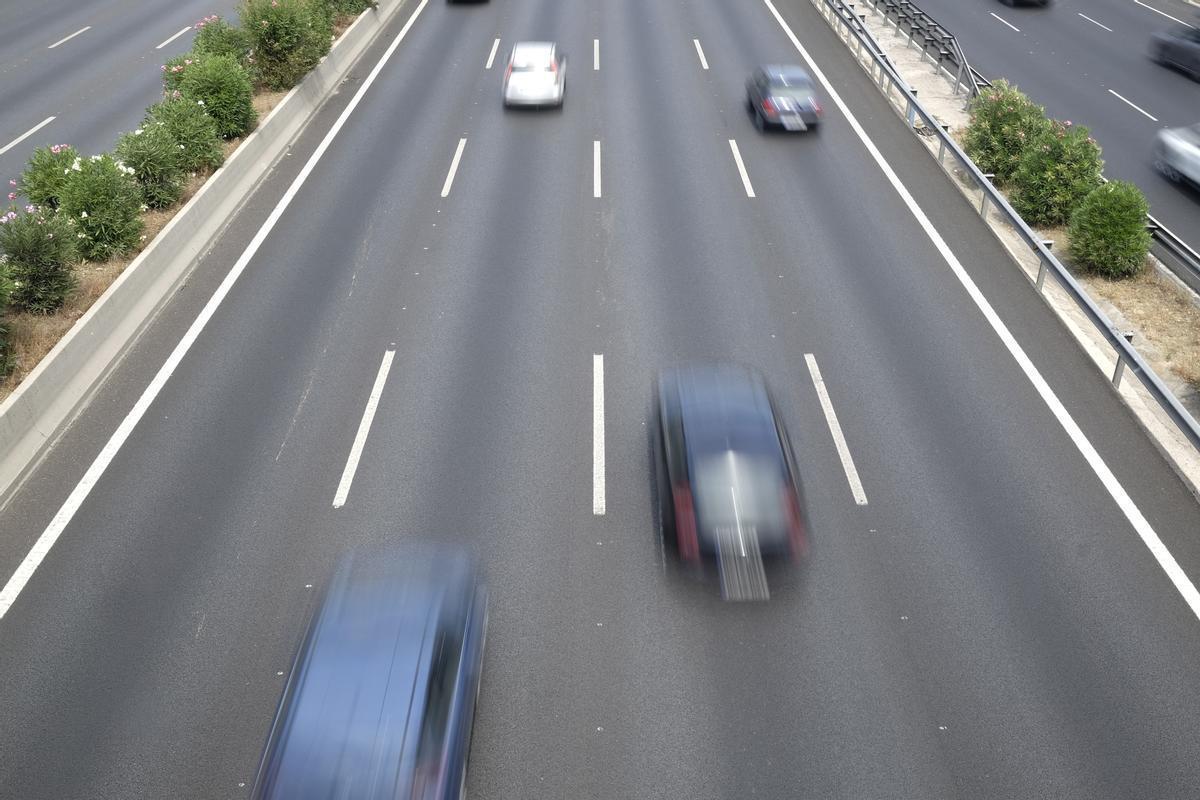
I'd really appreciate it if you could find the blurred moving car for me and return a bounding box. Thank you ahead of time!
[746,65,823,132]
[1154,123,1200,186]
[502,42,566,108]
[252,547,488,800]
[997,0,1051,7]
[654,366,809,599]
[1151,24,1200,80]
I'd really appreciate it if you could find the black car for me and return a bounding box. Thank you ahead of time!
[654,366,809,598]
[745,65,823,132]
[252,546,488,800]
[1151,24,1200,81]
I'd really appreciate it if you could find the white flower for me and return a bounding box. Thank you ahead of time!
[197,100,205,106]
[139,204,148,212]
[80,211,88,218]
[71,158,82,172]
[134,128,144,135]
[77,232,85,238]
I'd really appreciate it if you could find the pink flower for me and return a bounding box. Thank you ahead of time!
[6,192,14,201]
[7,179,15,186]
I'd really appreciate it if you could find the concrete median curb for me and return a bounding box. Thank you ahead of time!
[0,0,410,503]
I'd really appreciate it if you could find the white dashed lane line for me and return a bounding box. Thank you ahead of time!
[693,38,709,70]
[332,349,396,508]
[0,116,55,156]
[156,26,192,50]
[593,38,599,71]
[728,139,755,198]
[989,12,1020,33]
[1133,0,1194,27]
[48,26,91,49]
[1077,13,1113,32]
[485,37,500,69]
[1108,89,1158,121]
[805,355,868,506]
[593,354,605,516]
[441,137,467,197]
[593,140,601,198]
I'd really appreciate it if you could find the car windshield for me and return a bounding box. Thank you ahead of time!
[692,451,788,533]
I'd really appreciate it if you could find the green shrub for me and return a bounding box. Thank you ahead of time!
[964,81,1051,186]
[59,155,145,262]
[146,97,225,171]
[178,54,257,138]
[18,144,78,210]
[194,15,255,79]
[327,0,376,13]
[0,255,14,376]
[162,53,202,93]
[240,0,332,90]
[116,122,186,209]
[0,205,79,314]
[1068,181,1151,279]
[1010,120,1104,227]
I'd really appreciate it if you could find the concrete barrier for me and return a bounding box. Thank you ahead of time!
[0,0,411,501]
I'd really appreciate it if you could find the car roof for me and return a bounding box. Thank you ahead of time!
[255,547,476,800]
[662,365,783,458]
[511,41,556,62]
[761,65,813,87]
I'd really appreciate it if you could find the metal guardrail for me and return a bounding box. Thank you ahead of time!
[850,0,983,99]
[815,0,1200,454]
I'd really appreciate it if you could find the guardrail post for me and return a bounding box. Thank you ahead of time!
[937,137,946,165]
[905,95,917,128]
[979,189,990,220]
[1035,258,1048,292]
[1112,353,1127,388]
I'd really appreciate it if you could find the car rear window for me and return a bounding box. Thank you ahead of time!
[692,451,788,533]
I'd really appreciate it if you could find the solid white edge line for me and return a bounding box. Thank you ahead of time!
[762,0,1200,621]
[0,116,56,156]
[1107,89,1158,122]
[593,354,605,515]
[485,37,500,69]
[441,137,467,198]
[1077,13,1113,32]
[593,38,599,70]
[0,0,431,621]
[47,26,91,49]
[989,12,1020,33]
[804,355,868,506]
[693,38,709,70]
[1134,0,1193,27]
[728,139,755,198]
[593,140,601,198]
[332,350,396,508]
[155,26,192,50]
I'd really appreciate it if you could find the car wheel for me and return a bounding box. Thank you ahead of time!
[754,108,767,131]
[1156,157,1182,183]
[746,94,754,113]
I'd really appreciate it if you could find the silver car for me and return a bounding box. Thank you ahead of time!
[1154,123,1200,186]
[502,42,565,108]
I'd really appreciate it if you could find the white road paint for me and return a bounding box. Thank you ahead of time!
[485,37,500,69]
[728,139,755,197]
[1077,13,1113,32]
[693,38,709,70]
[593,38,599,70]
[1108,89,1158,121]
[1134,0,1193,27]
[989,13,1020,33]
[593,354,605,515]
[763,0,1200,622]
[332,350,395,508]
[441,137,467,197]
[804,355,868,506]
[0,116,55,156]
[156,26,192,50]
[0,0,432,622]
[593,140,602,198]
[47,26,91,49]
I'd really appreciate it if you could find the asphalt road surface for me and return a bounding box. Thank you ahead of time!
[2,0,1200,797]
[911,0,1200,257]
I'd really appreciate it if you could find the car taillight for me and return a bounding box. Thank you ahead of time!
[784,486,808,560]
[672,485,700,562]
[504,64,512,79]
[761,98,776,115]
[810,98,822,116]
[549,59,558,74]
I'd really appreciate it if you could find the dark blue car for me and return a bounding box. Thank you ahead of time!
[252,546,488,800]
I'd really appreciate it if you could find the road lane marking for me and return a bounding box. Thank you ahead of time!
[593,354,605,515]
[156,26,192,49]
[593,140,602,198]
[762,0,1200,623]
[804,355,868,506]
[989,13,1020,33]
[48,26,91,49]
[1077,13,1113,32]
[728,139,755,197]
[0,117,55,156]
[1107,89,1158,121]
[593,38,599,70]
[1134,0,1193,27]
[441,137,467,197]
[0,0,431,622]
[332,350,395,508]
[693,38,709,70]
[485,37,500,69]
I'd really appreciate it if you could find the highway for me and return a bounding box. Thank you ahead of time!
[911,0,1200,256]
[2,0,1200,797]
[0,0,239,185]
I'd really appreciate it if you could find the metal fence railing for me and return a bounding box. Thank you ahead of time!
[814,0,1200,454]
[851,0,984,99]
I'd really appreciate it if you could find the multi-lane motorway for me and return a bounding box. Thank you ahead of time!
[2,0,1200,797]
[912,0,1200,254]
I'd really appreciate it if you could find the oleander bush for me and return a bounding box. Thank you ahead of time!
[328,0,377,13]
[194,15,256,80]
[963,80,1051,186]
[17,144,78,210]
[162,53,202,93]
[0,254,14,376]
[240,0,332,90]
[145,97,225,171]
[1068,181,1151,279]
[59,155,145,261]
[1010,119,1104,227]
[115,122,186,209]
[178,54,257,138]
[0,205,79,314]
